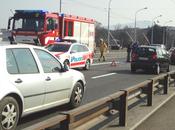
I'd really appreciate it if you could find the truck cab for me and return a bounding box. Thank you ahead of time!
[8,10,95,51]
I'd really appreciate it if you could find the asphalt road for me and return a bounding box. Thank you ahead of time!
[17,57,175,129]
[82,61,155,104]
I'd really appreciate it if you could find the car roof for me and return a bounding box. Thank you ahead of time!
[140,45,158,48]
[52,42,87,47]
[0,42,48,51]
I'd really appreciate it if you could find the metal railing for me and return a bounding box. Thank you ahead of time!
[22,71,175,130]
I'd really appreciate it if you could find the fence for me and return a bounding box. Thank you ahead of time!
[22,71,175,130]
[0,32,2,41]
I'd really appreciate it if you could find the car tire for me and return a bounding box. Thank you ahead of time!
[69,82,84,108]
[131,65,136,73]
[83,60,90,70]
[154,64,160,75]
[0,96,20,130]
[167,65,170,72]
[64,60,70,67]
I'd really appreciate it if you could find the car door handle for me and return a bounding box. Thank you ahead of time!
[45,77,51,81]
[15,78,23,83]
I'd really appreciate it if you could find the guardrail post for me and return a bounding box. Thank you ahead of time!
[147,80,153,106]
[59,119,69,130]
[119,90,128,126]
[163,74,169,94]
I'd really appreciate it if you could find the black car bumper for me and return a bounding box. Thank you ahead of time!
[131,61,157,70]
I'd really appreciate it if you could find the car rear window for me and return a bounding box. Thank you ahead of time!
[136,47,156,56]
[46,44,70,52]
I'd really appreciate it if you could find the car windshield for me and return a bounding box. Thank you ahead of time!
[46,44,71,52]
[13,17,44,31]
[136,47,156,56]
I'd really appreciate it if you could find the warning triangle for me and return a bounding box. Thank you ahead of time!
[111,59,117,67]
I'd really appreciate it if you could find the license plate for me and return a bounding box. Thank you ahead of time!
[139,57,148,60]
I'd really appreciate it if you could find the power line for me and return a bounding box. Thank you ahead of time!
[110,11,134,21]
[63,1,106,12]
[64,0,134,22]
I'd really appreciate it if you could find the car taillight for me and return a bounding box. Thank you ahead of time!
[152,53,157,60]
[131,53,138,61]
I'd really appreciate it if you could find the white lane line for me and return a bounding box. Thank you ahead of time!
[92,73,117,79]
[92,62,111,66]
[92,62,120,66]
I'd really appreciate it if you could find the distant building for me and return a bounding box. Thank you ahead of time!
[0,29,11,41]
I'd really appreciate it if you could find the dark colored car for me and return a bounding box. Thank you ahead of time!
[131,45,170,74]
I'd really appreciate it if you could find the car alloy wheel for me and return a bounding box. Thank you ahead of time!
[69,82,84,108]
[0,97,19,130]
[74,86,83,104]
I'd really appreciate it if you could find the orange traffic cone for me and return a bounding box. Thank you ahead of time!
[111,59,117,67]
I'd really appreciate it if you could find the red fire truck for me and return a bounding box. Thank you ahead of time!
[8,10,95,51]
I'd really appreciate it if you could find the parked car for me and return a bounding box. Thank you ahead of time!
[0,44,86,130]
[150,44,166,50]
[169,47,175,64]
[46,42,94,70]
[131,45,170,74]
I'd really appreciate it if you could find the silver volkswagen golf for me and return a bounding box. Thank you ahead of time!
[0,44,86,130]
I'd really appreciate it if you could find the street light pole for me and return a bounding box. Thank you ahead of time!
[60,0,62,13]
[134,7,147,42]
[163,20,172,45]
[107,0,112,49]
[151,15,162,44]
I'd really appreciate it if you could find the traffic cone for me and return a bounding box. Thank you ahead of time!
[110,59,117,67]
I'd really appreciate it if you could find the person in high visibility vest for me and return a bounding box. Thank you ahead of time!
[98,39,108,61]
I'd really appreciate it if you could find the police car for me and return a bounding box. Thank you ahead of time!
[46,42,94,70]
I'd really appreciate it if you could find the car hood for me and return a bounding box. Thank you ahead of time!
[51,51,67,56]
[68,69,86,85]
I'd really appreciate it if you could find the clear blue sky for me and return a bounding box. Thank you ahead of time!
[1,0,175,28]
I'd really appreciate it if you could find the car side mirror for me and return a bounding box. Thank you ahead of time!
[52,67,60,72]
[63,63,69,71]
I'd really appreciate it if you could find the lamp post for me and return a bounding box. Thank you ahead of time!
[151,15,162,44]
[60,0,62,13]
[107,0,112,49]
[163,20,172,45]
[134,7,147,42]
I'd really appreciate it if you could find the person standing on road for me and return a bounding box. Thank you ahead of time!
[127,42,132,62]
[131,41,139,52]
[98,39,108,61]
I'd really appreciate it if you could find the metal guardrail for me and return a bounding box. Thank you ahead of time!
[22,71,175,130]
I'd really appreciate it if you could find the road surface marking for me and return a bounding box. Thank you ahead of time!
[92,73,116,79]
[92,62,111,66]
[92,62,120,66]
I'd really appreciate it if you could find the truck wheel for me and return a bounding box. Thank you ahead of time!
[131,66,136,73]
[0,96,20,130]
[83,60,90,70]
[69,82,84,108]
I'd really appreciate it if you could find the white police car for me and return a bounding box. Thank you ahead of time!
[46,42,94,70]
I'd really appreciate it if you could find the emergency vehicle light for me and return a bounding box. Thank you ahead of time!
[15,10,48,14]
[60,13,64,17]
